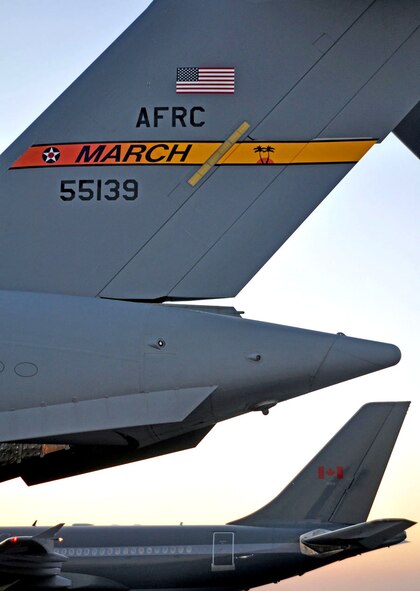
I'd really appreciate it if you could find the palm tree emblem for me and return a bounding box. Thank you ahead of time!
[254,145,275,164]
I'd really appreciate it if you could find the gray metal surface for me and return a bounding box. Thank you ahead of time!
[0,403,413,591]
[0,291,401,482]
[0,1,419,299]
[230,402,409,526]
[300,518,414,553]
[394,101,420,159]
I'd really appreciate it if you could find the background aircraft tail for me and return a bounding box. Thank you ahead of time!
[230,402,409,526]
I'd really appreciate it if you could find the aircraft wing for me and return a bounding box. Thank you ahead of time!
[0,525,128,590]
[0,524,72,590]
[0,1,419,300]
[300,518,416,556]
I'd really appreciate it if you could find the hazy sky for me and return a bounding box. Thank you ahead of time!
[0,2,419,590]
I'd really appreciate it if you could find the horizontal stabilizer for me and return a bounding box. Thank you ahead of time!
[300,518,416,556]
[0,386,216,443]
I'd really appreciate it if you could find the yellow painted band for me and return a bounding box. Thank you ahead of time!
[10,139,376,169]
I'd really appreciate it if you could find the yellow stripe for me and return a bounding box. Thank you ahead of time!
[220,140,376,165]
[10,139,376,169]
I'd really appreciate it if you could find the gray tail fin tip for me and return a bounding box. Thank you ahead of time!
[230,402,410,526]
[394,100,420,159]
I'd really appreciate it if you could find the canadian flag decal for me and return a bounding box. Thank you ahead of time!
[318,466,344,479]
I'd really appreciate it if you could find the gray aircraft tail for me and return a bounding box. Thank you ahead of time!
[230,402,409,526]
[1,2,419,300]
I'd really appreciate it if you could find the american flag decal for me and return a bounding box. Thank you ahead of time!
[176,67,235,94]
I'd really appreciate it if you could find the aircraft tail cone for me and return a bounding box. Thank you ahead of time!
[310,335,401,391]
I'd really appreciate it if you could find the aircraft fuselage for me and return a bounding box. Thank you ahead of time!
[0,290,400,483]
[0,523,403,591]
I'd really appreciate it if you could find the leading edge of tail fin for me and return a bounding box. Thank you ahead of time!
[230,402,410,526]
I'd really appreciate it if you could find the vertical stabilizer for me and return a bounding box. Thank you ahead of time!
[230,402,409,525]
[1,2,419,299]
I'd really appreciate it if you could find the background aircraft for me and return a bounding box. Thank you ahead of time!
[0,3,419,591]
[0,402,413,591]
